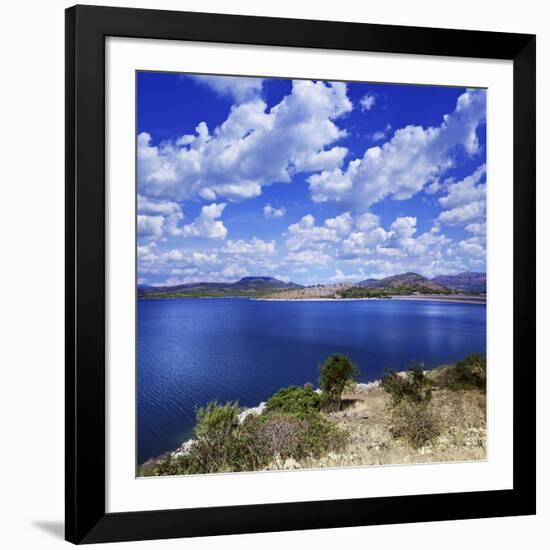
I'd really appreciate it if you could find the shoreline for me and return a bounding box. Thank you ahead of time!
[258,294,486,304]
[140,294,486,304]
[390,294,486,304]
[140,362,487,472]
[257,296,388,302]
[142,377,387,466]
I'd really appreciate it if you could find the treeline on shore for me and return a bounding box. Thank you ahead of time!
[139,353,487,477]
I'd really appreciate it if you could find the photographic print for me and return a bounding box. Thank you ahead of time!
[136,72,487,477]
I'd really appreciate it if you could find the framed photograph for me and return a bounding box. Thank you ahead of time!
[65,5,536,544]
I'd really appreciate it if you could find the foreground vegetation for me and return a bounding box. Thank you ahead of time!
[139,353,486,476]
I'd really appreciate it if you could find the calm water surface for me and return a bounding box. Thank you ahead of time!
[137,298,486,462]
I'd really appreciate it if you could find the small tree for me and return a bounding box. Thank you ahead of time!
[318,353,358,411]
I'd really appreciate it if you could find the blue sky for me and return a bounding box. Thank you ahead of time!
[137,72,486,286]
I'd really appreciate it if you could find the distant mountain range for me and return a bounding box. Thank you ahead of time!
[138,276,302,298]
[138,272,486,299]
[431,272,486,293]
[359,271,486,294]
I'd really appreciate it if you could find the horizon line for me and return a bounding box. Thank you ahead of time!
[138,270,487,288]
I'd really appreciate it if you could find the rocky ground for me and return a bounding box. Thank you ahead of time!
[268,384,486,471]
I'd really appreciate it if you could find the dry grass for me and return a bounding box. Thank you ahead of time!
[268,385,486,471]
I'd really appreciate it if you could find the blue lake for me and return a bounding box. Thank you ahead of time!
[137,298,486,463]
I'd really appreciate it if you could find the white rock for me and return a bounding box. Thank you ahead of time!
[237,402,266,423]
[171,438,195,458]
[355,381,380,392]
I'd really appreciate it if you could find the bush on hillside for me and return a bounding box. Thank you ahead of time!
[389,400,441,449]
[260,414,306,458]
[264,385,321,418]
[440,353,486,390]
[381,365,433,405]
[381,365,439,448]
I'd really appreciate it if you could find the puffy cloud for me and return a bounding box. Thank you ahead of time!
[263,204,286,219]
[324,212,353,235]
[360,93,376,111]
[438,201,485,225]
[307,89,486,207]
[138,80,352,202]
[137,215,165,238]
[137,195,184,237]
[465,222,486,235]
[340,227,391,257]
[284,249,331,265]
[182,203,228,240]
[159,250,219,265]
[338,214,454,268]
[190,75,264,102]
[390,216,417,239]
[458,236,486,257]
[138,206,483,283]
[355,212,381,231]
[285,214,340,251]
[438,164,486,226]
[137,195,181,216]
[222,237,276,255]
[438,165,486,209]
[137,242,157,261]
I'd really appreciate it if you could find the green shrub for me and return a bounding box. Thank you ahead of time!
[263,385,349,459]
[297,412,349,457]
[188,401,242,473]
[389,400,440,448]
[381,365,433,405]
[442,353,486,390]
[381,365,439,449]
[264,385,321,418]
[318,354,359,411]
[194,401,240,439]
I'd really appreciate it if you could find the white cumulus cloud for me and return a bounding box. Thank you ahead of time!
[222,237,276,255]
[182,203,228,240]
[137,80,352,203]
[190,75,264,102]
[285,214,341,252]
[438,164,486,226]
[307,89,486,208]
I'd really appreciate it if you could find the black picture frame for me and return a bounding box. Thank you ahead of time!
[65,4,536,544]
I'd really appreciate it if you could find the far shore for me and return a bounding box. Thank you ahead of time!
[258,294,486,304]
[257,296,388,302]
[139,294,486,304]
[390,294,486,304]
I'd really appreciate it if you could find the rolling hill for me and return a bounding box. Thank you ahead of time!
[358,272,451,293]
[138,277,302,298]
[431,272,486,293]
